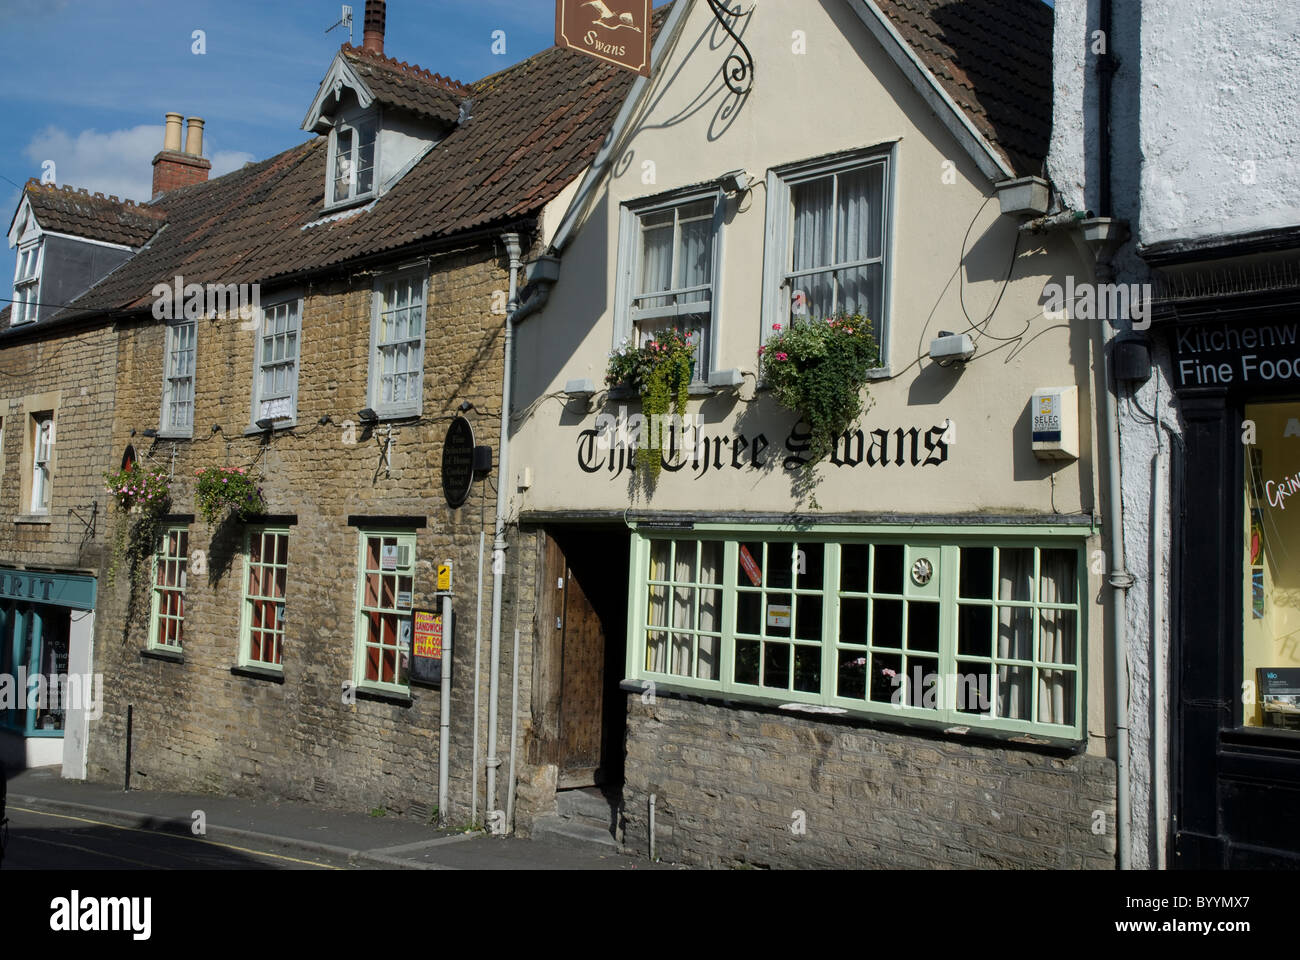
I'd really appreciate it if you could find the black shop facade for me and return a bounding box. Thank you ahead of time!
[1159,269,1300,868]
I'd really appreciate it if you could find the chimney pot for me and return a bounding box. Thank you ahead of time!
[184,117,205,157]
[163,112,184,153]
[363,0,386,55]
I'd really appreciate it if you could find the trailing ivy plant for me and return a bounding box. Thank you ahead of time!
[606,328,695,481]
[103,464,171,590]
[759,313,880,469]
[193,466,265,525]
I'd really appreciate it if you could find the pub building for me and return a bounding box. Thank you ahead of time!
[1157,266,1300,867]
[503,0,1119,867]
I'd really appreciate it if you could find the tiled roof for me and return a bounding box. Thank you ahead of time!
[20,181,166,248]
[27,6,675,326]
[340,44,472,126]
[872,0,1054,175]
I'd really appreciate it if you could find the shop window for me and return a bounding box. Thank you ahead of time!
[367,271,426,420]
[762,149,891,361]
[149,526,189,651]
[615,189,722,380]
[630,531,1085,740]
[353,530,416,691]
[1243,402,1300,730]
[240,527,289,669]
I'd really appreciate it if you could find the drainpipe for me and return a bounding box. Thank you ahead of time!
[486,236,561,824]
[486,233,523,819]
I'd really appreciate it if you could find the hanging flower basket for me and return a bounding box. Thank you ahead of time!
[194,466,265,525]
[103,464,172,517]
[759,313,880,468]
[606,328,695,481]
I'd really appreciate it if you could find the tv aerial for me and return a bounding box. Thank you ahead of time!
[326,4,354,44]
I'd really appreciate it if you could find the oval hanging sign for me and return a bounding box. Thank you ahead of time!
[442,417,476,509]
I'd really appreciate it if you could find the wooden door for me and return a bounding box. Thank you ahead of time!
[537,534,607,788]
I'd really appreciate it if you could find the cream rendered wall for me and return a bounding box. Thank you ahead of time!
[512,0,1109,750]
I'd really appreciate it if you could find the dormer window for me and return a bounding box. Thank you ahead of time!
[12,239,42,324]
[328,112,378,208]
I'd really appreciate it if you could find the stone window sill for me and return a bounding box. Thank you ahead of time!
[355,685,414,708]
[231,664,285,684]
[14,515,52,525]
[140,647,184,664]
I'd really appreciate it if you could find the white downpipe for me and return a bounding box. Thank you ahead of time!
[487,233,523,819]
[438,591,453,823]
[471,530,485,827]
[1152,424,1168,870]
[506,628,521,832]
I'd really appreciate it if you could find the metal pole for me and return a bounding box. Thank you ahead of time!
[438,592,453,825]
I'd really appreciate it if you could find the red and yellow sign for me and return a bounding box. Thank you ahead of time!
[555,0,652,76]
[413,610,442,660]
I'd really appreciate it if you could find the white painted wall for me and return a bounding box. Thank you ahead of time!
[513,0,1109,749]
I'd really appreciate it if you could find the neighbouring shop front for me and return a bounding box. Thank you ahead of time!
[1165,285,1300,867]
[0,568,96,775]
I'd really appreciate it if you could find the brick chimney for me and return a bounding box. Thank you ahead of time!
[363,0,386,55]
[152,113,211,199]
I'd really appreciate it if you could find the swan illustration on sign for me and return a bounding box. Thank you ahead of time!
[583,0,643,31]
[556,0,651,76]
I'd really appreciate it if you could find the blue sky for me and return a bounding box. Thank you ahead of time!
[0,0,559,285]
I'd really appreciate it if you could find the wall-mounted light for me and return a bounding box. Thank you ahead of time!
[564,379,598,400]
[142,428,158,438]
[459,401,475,414]
[211,424,222,434]
[255,418,275,432]
[318,414,333,426]
[358,408,379,424]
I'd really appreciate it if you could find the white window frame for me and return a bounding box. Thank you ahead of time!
[352,529,417,694]
[325,107,380,209]
[30,414,53,514]
[614,186,725,382]
[760,146,895,372]
[12,239,42,325]
[160,319,197,438]
[239,526,290,670]
[367,268,427,420]
[248,293,303,432]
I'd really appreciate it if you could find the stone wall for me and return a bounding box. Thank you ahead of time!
[86,245,536,825]
[0,322,117,575]
[622,694,1117,869]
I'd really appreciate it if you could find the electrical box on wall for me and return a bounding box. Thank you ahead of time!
[1031,386,1079,460]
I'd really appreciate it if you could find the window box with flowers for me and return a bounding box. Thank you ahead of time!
[606,328,696,482]
[759,313,879,472]
[103,462,173,593]
[194,466,266,525]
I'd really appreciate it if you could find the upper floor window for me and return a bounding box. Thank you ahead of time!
[763,150,891,361]
[368,270,426,420]
[161,320,196,437]
[616,190,723,380]
[251,297,302,429]
[329,115,378,207]
[30,413,53,514]
[12,240,42,325]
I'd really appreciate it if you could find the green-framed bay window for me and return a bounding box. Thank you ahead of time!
[239,526,290,669]
[148,525,190,652]
[626,525,1089,741]
[352,530,416,693]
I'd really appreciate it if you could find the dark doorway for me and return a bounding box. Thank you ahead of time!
[533,526,630,789]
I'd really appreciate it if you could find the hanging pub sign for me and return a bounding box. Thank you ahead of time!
[555,0,652,76]
[411,608,447,687]
[442,417,476,510]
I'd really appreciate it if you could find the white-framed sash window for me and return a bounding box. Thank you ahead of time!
[160,320,196,437]
[12,240,42,325]
[329,114,378,207]
[762,148,893,362]
[30,414,53,514]
[251,297,302,428]
[615,188,725,380]
[368,269,427,419]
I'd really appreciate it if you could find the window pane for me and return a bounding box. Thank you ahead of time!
[873,544,904,594]
[999,548,1034,602]
[791,176,834,272]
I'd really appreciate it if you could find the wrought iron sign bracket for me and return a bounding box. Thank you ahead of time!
[706,0,754,96]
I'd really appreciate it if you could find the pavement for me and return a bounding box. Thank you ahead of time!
[3,766,680,871]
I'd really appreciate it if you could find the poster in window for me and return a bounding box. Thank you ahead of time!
[411,608,448,687]
[739,545,762,587]
[381,544,399,571]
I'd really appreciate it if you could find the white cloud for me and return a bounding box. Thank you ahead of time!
[22,124,254,203]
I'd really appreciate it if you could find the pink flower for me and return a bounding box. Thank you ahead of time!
[758,345,766,356]
[772,324,782,332]
[775,352,788,361]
